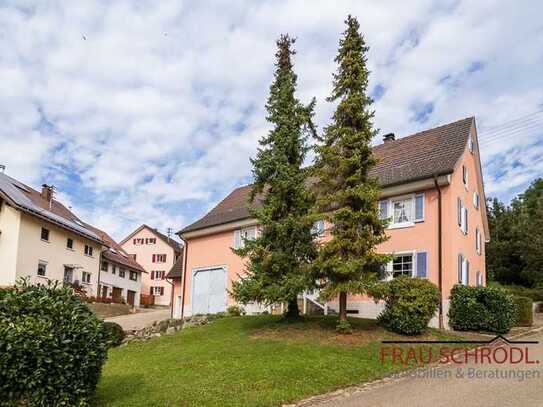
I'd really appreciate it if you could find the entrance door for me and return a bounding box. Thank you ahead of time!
[192,268,226,315]
[112,287,122,303]
[63,267,73,284]
[127,290,136,306]
[101,285,108,299]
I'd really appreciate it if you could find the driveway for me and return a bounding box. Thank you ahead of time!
[311,330,543,407]
[105,308,171,331]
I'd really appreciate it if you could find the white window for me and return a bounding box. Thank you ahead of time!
[392,254,414,278]
[468,136,474,153]
[82,271,91,284]
[129,271,138,281]
[476,228,482,255]
[473,192,480,209]
[381,193,424,227]
[151,286,164,296]
[462,165,468,189]
[311,220,325,236]
[458,254,469,285]
[458,198,468,234]
[234,226,257,249]
[393,198,413,224]
[37,261,47,277]
[119,269,126,278]
[84,245,93,257]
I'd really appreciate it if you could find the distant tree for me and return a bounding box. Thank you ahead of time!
[231,35,317,318]
[312,16,389,330]
[486,178,543,287]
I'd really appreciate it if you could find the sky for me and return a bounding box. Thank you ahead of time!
[1,0,542,241]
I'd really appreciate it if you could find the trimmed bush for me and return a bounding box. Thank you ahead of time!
[513,296,533,327]
[103,321,126,347]
[375,277,440,335]
[0,280,108,406]
[226,304,246,316]
[448,284,516,334]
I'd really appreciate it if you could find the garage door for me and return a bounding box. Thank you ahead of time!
[192,268,226,315]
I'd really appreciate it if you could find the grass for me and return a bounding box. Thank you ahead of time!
[96,315,463,407]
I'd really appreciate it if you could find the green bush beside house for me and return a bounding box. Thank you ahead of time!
[0,280,108,406]
[512,296,533,326]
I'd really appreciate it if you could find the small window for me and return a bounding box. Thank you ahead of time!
[151,286,164,296]
[101,261,108,272]
[66,238,74,249]
[476,271,482,287]
[468,136,474,153]
[37,262,47,277]
[476,228,482,255]
[129,271,138,281]
[84,245,94,257]
[392,254,413,278]
[462,165,468,188]
[119,269,126,278]
[473,192,480,209]
[458,254,469,285]
[311,220,325,236]
[41,228,50,241]
[82,271,91,284]
[152,254,167,263]
[392,198,413,225]
[234,226,257,249]
[112,265,116,275]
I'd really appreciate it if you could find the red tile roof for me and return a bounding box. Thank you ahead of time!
[180,117,474,234]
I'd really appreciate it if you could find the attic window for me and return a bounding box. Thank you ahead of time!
[468,136,474,153]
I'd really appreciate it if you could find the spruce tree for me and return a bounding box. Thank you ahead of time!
[313,16,389,329]
[231,35,317,317]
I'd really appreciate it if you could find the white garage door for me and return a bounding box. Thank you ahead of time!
[192,268,226,315]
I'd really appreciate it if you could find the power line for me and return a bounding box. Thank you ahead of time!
[480,109,543,132]
[480,117,543,141]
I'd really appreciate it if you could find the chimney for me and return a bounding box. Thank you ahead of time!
[383,133,395,143]
[0,165,5,173]
[41,184,53,202]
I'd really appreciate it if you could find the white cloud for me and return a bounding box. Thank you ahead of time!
[0,0,542,239]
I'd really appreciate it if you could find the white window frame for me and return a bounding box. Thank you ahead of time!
[383,193,424,229]
[468,135,474,153]
[311,220,325,237]
[476,271,483,287]
[476,227,481,255]
[233,226,257,249]
[458,199,468,235]
[37,261,47,277]
[473,192,480,209]
[81,271,91,284]
[458,255,469,285]
[383,250,417,281]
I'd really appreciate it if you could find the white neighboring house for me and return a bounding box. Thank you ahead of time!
[84,224,145,307]
[0,172,102,293]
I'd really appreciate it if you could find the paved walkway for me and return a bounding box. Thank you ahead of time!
[105,308,170,331]
[311,330,543,407]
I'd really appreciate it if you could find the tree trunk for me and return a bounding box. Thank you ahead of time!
[339,291,347,321]
[285,298,300,318]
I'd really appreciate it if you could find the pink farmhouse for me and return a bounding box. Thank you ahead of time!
[169,117,489,328]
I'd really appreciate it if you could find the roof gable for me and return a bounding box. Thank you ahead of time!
[120,224,182,253]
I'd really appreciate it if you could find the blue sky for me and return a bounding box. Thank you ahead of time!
[1,0,542,240]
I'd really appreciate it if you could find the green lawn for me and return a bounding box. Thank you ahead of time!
[96,315,459,407]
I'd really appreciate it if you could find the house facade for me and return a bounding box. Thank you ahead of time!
[121,225,182,306]
[0,174,103,294]
[172,118,489,328]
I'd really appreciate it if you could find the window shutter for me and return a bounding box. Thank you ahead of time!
[161,287,164,296]
[466,260,470,285]
[458,254,463,283]
[234,229,241,249]
[152,254,156,263]
[150,287,153,295]
[416,252,428,278]
[464,207,469,234]
[151,271,155,280]
[164,254,167,263]
[379,200,389,220]
[415,193,424,222]
[457,198,462,226]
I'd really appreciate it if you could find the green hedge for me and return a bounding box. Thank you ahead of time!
[0,280,108,406]
[489,282,543,302]
[103,321,126,347]
[448,284,516,334]
[513,296,533,327]
[375,277,440,335]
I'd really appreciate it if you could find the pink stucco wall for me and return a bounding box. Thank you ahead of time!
[175,126,488,315]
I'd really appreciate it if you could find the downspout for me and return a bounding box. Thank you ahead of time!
[166,278,174,319]
[433,175,444,329]
[179,236,189,320]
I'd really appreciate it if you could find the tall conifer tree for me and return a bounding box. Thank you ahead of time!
[231,35,317,317]
[313,16,389,329]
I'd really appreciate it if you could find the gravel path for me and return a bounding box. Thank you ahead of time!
[105,308,171,331]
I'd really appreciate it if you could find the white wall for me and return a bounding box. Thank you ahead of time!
[0,202,21,286]
[99,260,142,307]
[15,213,101,296]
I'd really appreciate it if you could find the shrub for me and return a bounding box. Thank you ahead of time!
[336,319,353,334]
[375,277,440,335]
[226,304,246,316]
[0,280,108,406]
[513,296,533,327]
[103,321,126,347]
[448,284,516,334]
